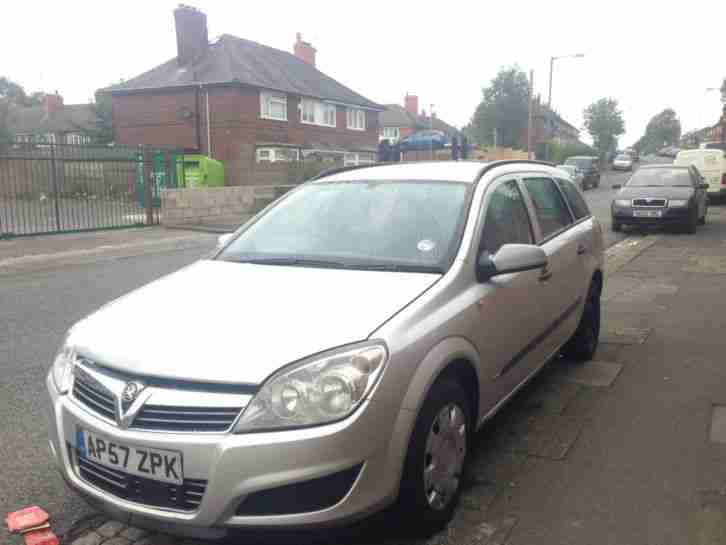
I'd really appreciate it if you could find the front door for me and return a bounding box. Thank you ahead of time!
[468,178,553,399]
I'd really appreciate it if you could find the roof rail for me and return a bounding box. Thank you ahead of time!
[308,163,384,181]
[473,159,557,184]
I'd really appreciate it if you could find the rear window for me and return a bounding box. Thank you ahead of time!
[565,157,595,170]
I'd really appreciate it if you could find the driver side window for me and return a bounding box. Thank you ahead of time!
[480,180,534,255]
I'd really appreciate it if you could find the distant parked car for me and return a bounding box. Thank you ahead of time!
[611,164,708,233]
[564,156,601,189]
[624,148,640,162]
[557,164,586,189]
[398,130,450,153]
[613,154,634,171]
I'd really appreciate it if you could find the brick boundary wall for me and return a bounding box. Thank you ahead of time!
[160,185,295,228]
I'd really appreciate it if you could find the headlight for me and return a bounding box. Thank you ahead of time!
[613,199,631,207]
[669,199,688,207]
[234,342,387,433]
[51,341,76,394]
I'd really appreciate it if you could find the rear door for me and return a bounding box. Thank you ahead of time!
[676,151,723,193]
[521,176,582,354]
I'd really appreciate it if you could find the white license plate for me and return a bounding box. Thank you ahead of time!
[633,210,662,218]
[78,429,183,485]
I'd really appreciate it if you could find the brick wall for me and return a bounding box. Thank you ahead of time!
[161,185,295,228]
[113,85,379,186]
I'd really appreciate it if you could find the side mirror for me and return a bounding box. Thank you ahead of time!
[217,232,234,248]
[477,244,548,282]
[612,184,622,189]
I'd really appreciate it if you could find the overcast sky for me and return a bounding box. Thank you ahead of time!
[4,0,724,147]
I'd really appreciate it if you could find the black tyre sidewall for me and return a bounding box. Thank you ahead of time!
[397,379,471,532]
[563,281,601,361]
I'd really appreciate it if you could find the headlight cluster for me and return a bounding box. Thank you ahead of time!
[51,342,76,394]
[668,199,688,207]
[235,343,387,433]
[613,199,631,207]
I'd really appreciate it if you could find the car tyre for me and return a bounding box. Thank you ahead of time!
[699,207,707,225]
[685,210,698,234]
[611,221,622,232]
[397,379,471,534]
[561,280,601,362]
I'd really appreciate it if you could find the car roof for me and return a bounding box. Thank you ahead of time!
[313,160,562,184]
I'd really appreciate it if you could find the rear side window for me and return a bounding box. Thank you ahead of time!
[555,179,590,220]
[523,178,573,239]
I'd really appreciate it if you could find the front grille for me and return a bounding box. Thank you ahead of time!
[74,448,207,511]
[73,372,115,421]
[132,405,242,432]
[633,198,666,207]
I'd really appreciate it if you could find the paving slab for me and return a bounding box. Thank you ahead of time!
[601,325,652,345]
[558,360,624,388]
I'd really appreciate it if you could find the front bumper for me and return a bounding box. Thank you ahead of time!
[612,206,691,225]
[45,372,412,534]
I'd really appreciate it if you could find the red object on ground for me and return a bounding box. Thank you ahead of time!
[24,529,59,545]
[5,506,49,534]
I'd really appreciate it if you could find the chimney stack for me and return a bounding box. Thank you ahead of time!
[174,5,208,66]
[294,33,316,67]
[404,93,419,117]
[43,92,62,116]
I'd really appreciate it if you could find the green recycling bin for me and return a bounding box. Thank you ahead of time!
[177,155,225,188]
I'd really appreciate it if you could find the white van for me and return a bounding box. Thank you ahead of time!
[674,149,726,197]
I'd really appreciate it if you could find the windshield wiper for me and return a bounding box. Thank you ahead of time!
[353,263,444,274]
[234,257,350,269]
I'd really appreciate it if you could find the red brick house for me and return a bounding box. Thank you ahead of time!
[379,94,458,143]
[9,93,95,145]
[105,6,384,185]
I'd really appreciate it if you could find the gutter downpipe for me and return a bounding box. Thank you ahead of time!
[205,87,212,159]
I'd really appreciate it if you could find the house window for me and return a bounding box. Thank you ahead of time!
[65,133,90,145]
[256,147,300,163]
[344,152,376,166]
[381,127,400,140]
[301,99,336,127]
[346,108,366,130]
[260,92,288,121]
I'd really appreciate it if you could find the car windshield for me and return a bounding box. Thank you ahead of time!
[616,155,630,161]
[217,180,470,273]
[565,158,593,169]
[626,168,692,187]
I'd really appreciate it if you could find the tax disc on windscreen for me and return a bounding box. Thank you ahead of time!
[417,239,436,252]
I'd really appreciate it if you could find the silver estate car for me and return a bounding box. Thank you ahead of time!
[46,161,604,538]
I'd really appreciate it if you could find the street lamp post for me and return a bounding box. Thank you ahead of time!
[700,87,720,142]
[548,53,585,107]
[546,53,584,161]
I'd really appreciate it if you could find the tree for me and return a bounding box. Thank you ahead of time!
[470,66,529,148]
[583,98,625,158]
[0,77,43,147]
[76,90,114,144]
[634,108,681,154]
[721,77,725,104]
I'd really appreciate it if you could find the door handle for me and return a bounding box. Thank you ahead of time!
[577,244,587,255]
[538,268,552,282]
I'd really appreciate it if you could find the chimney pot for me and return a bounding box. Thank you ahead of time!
[404,94,419,117]
[294,33,317,67]
[43,93,62,116]
[174,5,209,66]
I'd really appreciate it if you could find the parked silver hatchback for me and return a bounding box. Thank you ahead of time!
[46,161,604,538]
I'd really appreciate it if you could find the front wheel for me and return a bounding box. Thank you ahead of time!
[611,221,622,232]
[398,379,471,533]
[561,281,601,362]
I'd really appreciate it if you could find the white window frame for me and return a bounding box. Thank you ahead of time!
[256,147,300,163]
[346,108,366,131]
[260,92,288,121]
[344,152,375,166]
[381,127,400,140]
[300,98,336,127]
